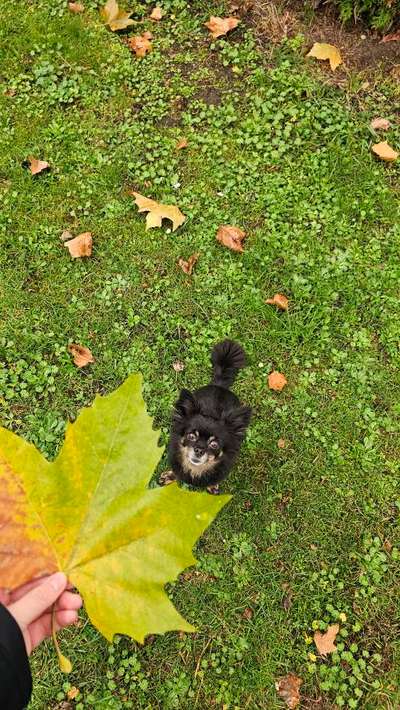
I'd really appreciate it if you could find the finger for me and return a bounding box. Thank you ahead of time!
[30,610,79,651]
[55,591,83,612]
[8,573,67,629]
[8,577,49,603]
[9,578,75,605]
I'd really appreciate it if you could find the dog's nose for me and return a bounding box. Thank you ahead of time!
[194,447,203,457]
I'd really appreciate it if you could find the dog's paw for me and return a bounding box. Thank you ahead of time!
[206,484,220,495]
[159,470,176,486]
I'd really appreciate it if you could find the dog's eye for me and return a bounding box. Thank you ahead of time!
[187,432,197,442]
[209,440,219,450]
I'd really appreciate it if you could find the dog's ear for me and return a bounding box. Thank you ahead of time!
[224,406,252,437]
[173,389,199,421]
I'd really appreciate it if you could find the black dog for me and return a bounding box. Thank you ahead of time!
[161,340,251,494]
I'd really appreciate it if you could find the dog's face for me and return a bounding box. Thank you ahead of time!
[182,423,224,468]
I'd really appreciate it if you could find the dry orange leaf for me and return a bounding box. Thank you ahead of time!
[176,138,188,150]
[314,624,339,656]
[28,157,50,175]
[381,31,400,42]
[68,344,94,368]
[204,16,240,39]
[306,42,342,71]
[371,141,398,162]
[150,6,164,20]
[178,252,199,275]
[67,687,80,700]
[268,371,287,392]
[68,2,84,12]
[100,0,135,31]
[216,225,246,252]
[277,438,286,449]
[64,232,92,258]
[128,33,153,57]
[370,117,391,131]
[131,192,186,232]
[265,293,288,311]
[275,673,303,709]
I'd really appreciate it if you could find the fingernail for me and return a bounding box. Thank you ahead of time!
[50,572,67,592]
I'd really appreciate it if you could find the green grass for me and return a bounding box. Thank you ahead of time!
[1,0,400,707]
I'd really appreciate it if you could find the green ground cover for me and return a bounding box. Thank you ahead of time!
[0,1,399,707]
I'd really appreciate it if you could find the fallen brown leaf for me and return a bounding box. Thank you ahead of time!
[275,673,302,709]
[68,2,84,12]
[100,0,135,31]
[60,230,73,242]
[370,117,391,131]
[306,42,342,71]
[172,361,185,372]
[381,31,400,42]
[128,33,153,57]
[372,141,398,162]
[268,371,287,392]
[242,607,253,620]
[314,623,339,656]
[150,6,164,20]
[204,15,240,39]
[67,687,80,700]
[216,224,246,252]
[176,137,188,150]
[265,293,288,310]
[131,192,186,232]
[383,539,393,553]
[68,344,94,368]
[64,232,92,258]
[28,157,50,175]
[277,438,286,449]
[282,583,293,611]
[178,252,199,275]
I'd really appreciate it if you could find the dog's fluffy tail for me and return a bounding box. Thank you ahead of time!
[211,340,247,389]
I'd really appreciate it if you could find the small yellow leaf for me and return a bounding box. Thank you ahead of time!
[131,192,186,232]
[100,0,135,31]
[277,438,286,449]
[306,42,342,71]
[204,16,240,39]
[371,141,398,162]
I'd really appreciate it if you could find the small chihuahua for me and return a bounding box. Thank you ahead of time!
[161,340,251,494]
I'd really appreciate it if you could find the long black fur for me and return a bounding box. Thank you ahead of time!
[168,340,251,489]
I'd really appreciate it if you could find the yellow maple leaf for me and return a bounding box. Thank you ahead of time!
[306,42,342,71]
[131,192,186,232]
[100,0,135,31]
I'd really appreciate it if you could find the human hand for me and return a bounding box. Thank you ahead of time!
[0,573,82,655]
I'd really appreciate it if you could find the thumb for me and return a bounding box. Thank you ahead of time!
[9,573,67,629]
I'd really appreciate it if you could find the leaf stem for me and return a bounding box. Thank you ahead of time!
[51,604,72,673]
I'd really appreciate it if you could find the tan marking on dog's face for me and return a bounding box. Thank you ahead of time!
[179,444,217,478]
